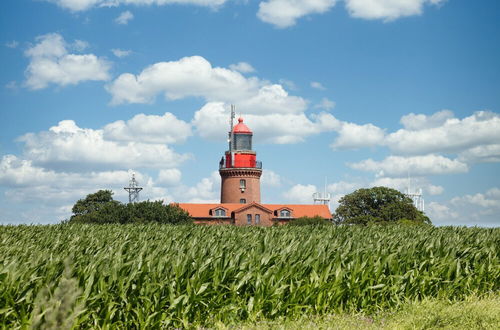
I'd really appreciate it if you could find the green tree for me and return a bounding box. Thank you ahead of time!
[125,201,192,224]
[70,190,122,223]
[333,186,431,225]
[69,190,192,224]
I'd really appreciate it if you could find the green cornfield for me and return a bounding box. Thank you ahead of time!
[1,224,499,328]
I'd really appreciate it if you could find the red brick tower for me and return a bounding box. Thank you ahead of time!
[219,116,262,204]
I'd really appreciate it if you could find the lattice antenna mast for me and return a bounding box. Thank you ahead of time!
[404,172,425,212]
[313,177,331,207]
[124,172,143,203]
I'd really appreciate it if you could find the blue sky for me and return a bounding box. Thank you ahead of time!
[1,0,499,226]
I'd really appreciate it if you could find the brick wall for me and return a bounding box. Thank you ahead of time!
[234,205,273,226]
[220,169,262,204]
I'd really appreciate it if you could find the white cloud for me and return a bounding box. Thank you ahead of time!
[386,111,500,156]
[18,120,190,171]
[229,62,255,73]
[107,56,308,114]
[24,33,110,90]
[328,180,362,195]
[328,110,500,163]
[345,0,445,21]
[257,0,337,28]
[107,56,261,105]
[6,40,19,48]
[0,155,58,187]
[5,81,18,89]
[0,154,153,222]
[326,180,363,208]
[45,0,228,12]
[458,144,500,164]
[400,110,454,130]
[310,81,326,90]
[278,78,298,91]
[0,154,136,199]
[157,168,182,186]
[331,122,385,149]
[429,187,500,227]
[115,10,134,24]
[261,170,282,187]
[451,188,500,209]
[314,97,335,110]
[426,202,459,222]
[72,39,89,51]
[369,176,443,195]
[238,84,308,115]
[175,171,220,203]
[427,184,444,195]
[283,183,317,203]
[112,49,132,58]
[103,112,192,144]
[350,154,468,177]
[192,102,340,144]
[0,155,135,190]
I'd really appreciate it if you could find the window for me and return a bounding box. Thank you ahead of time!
[240,179,246,189]
[279,210,291,218]
[255,214,260,224]
[247,214,252,225]
[214,209,226,217]
[234,134,252,150]
[240,198,246,204]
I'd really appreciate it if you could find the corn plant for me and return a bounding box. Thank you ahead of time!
[0,224,499,328]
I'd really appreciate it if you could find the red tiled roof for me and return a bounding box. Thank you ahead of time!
[176,203,243,217]
[176,203,332,219]
[266,204,332,218]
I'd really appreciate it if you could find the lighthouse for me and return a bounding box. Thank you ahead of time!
[219,116,262,204]
[176,106,332,226]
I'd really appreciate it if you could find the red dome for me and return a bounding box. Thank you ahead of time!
[233,117,252,134]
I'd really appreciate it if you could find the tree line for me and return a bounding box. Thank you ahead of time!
[69,190,191,224]
[68,186,430,225]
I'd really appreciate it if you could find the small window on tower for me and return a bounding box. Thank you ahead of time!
[240,179,246,189]
[214,209,226,217]
[240,198,246,204]
[247,214,252,225]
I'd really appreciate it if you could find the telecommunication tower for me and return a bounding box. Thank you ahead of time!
[313,177,331,206]
[404,176,424,212]
[124,173,143,203]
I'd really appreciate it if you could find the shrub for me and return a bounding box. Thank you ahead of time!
[289,215,331,226]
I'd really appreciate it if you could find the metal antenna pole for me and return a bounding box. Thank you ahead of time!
[230,104,235,166]
[124,172,143,203]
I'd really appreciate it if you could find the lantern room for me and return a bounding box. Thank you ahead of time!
[219,115,262,204]
[221,117,262,169]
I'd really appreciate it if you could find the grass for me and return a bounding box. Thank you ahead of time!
[222,294,500,329]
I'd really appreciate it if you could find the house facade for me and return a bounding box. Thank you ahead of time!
[178,202,332,226]
[177,110,332,226]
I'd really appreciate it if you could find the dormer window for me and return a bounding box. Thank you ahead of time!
[214,209,226,217]
[279,209,291,218]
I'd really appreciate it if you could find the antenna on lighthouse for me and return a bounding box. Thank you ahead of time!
[313,177,331,207]
[228,104,236,166]
[124,172,143,203]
